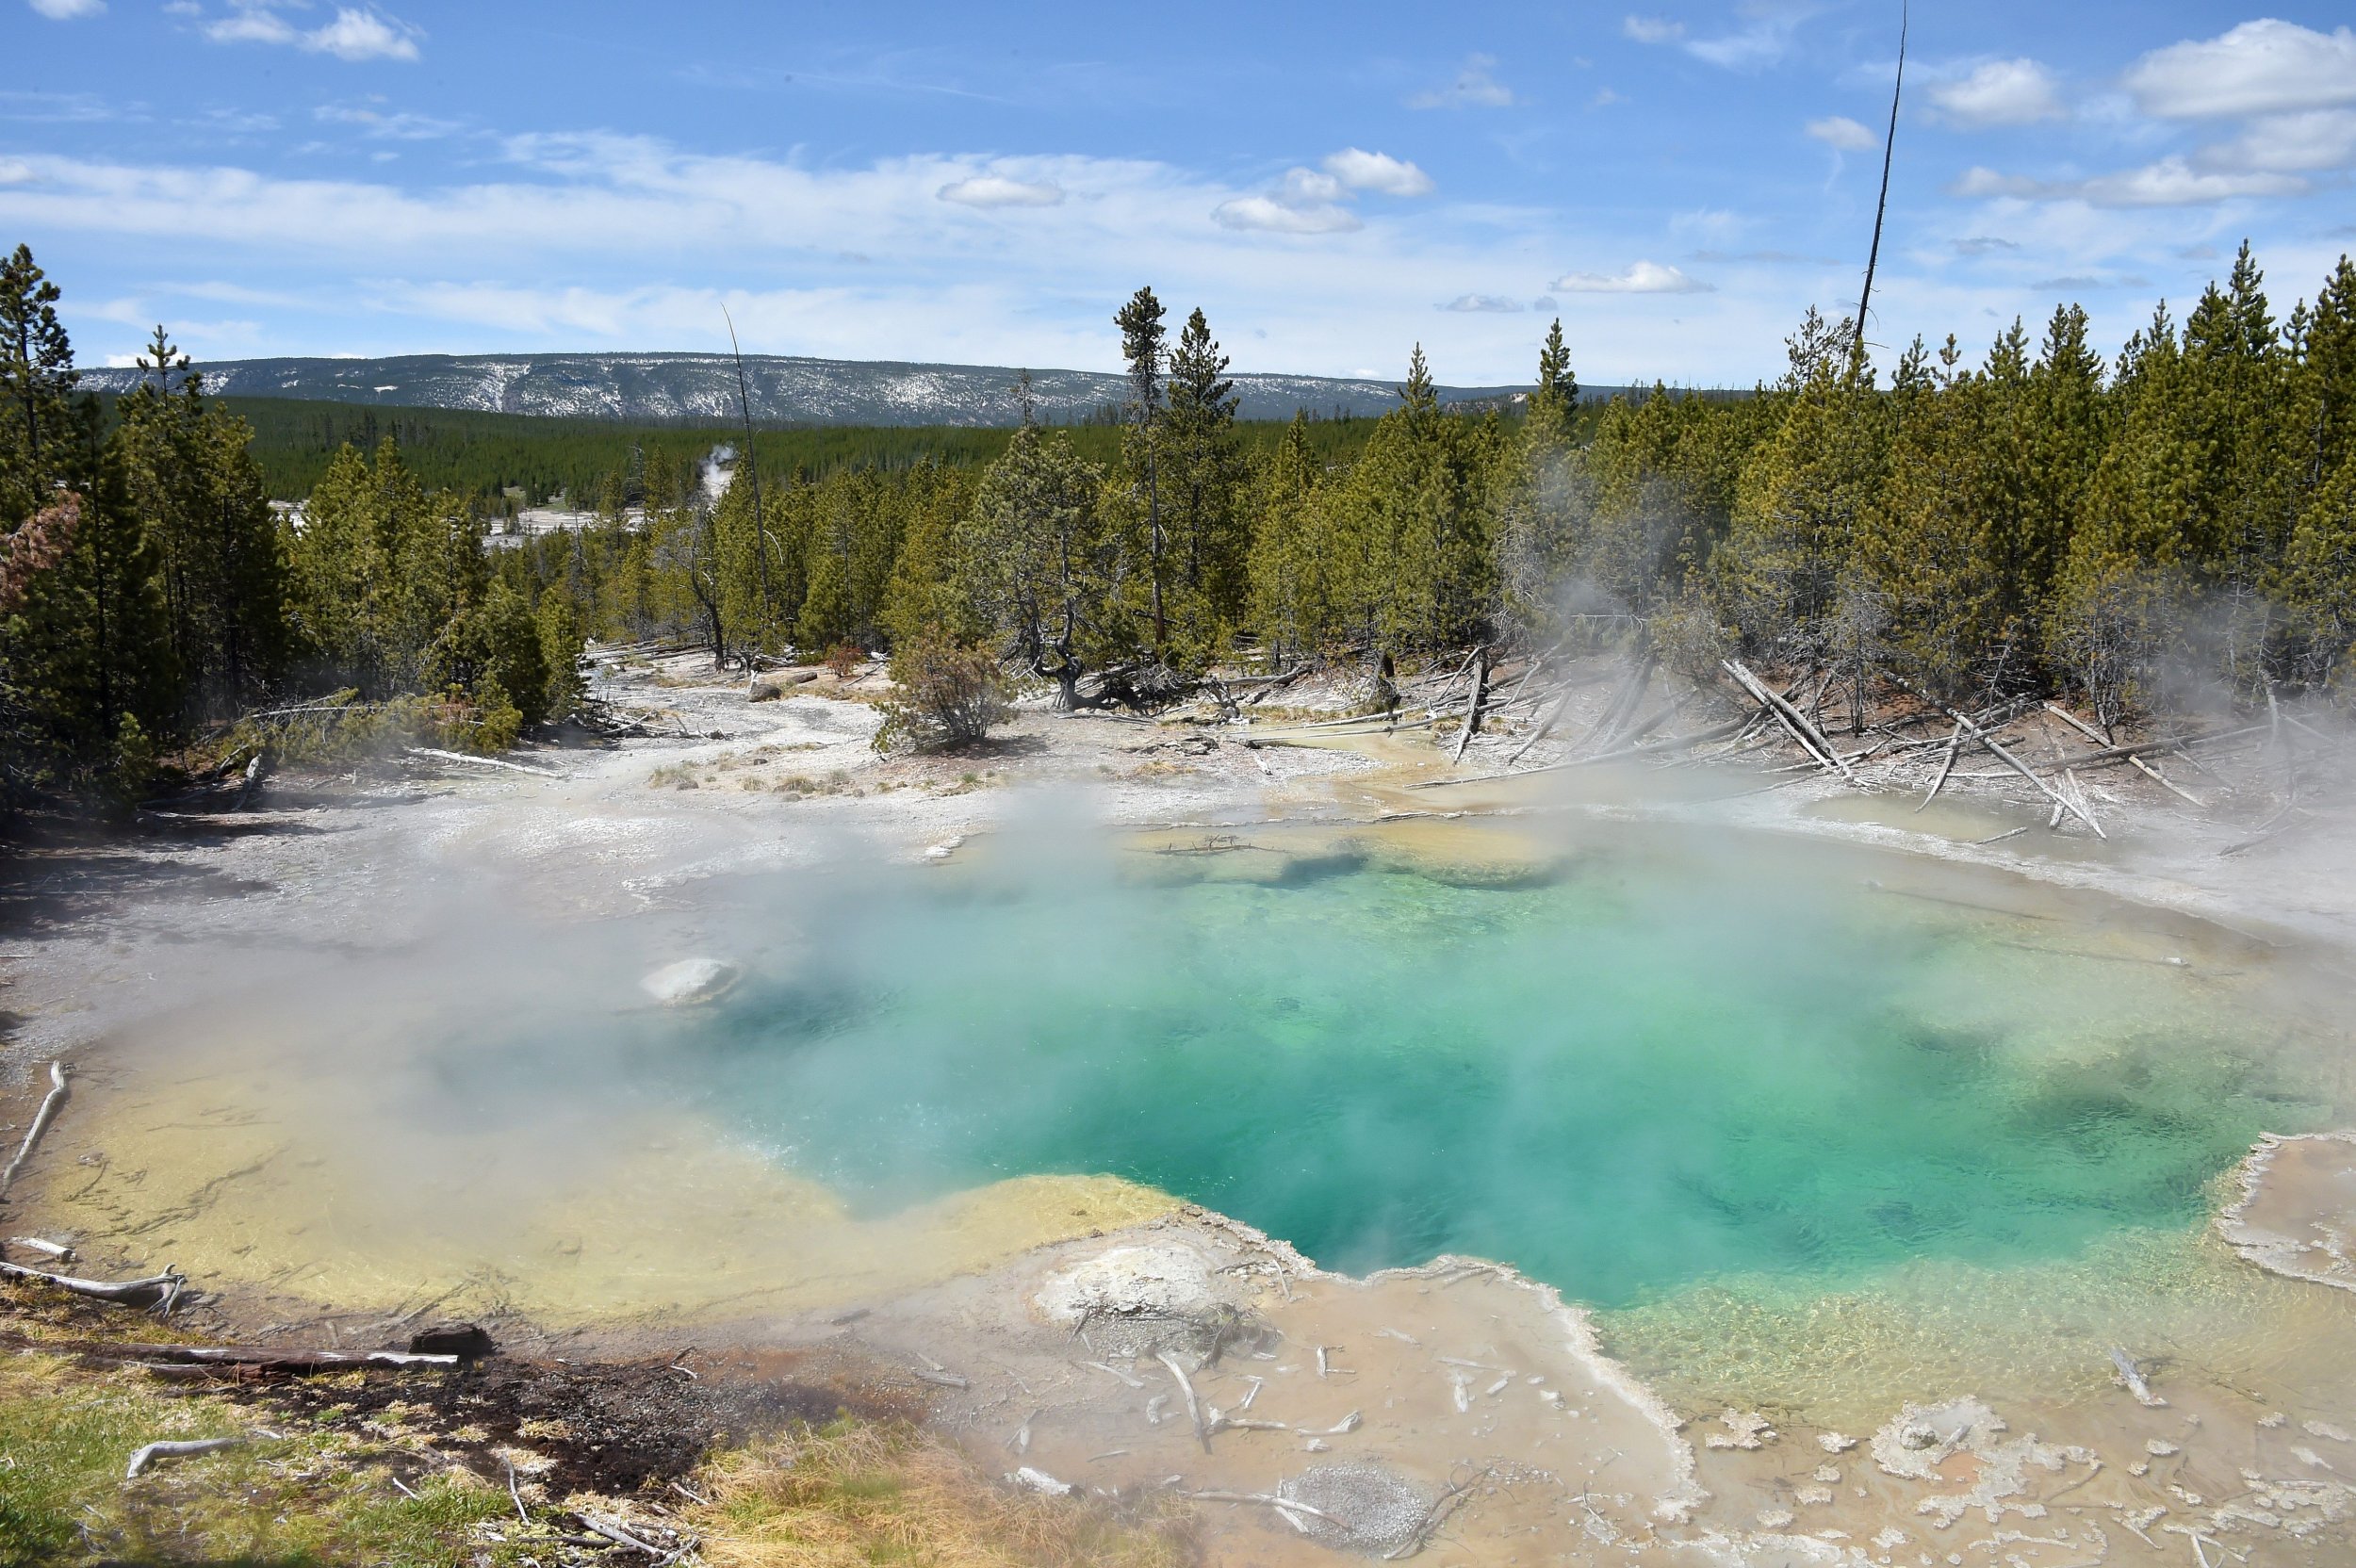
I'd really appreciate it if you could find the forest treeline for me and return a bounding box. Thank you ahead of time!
[5,239,2355,805]
[174,397,1395,515]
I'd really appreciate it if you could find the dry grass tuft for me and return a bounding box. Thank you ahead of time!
[689,1419,1190,1568]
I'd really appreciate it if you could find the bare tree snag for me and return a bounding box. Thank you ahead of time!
[1448,648,1489,765]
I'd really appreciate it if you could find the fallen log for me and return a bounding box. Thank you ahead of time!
[1725,661,1857,784]
[1882,673,2103,838]
[93,1343,460,1374]
[2039,705,2206,807]
[0,1060,67,1196]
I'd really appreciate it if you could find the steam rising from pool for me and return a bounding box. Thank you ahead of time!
[56,808,2344,1417]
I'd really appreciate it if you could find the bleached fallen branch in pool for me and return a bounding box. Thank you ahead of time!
[1155,1350,1212,1452]
[2109,1346,2167,1407]
[0,1060,67,1196]
[402,747,560,777]
[1184,1489,1349,1533]
[0,1257,185,1311]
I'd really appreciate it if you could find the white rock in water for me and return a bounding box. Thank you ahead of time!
[640,957,741,1006]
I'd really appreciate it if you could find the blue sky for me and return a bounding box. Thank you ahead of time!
[6,1,2354,386]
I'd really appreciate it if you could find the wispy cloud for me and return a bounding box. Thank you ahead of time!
[1551,260,1710,293]
[29,0,106,19]
[0,90,125,122]
[1953,158,2305,207]
[937,174,1064,208]
[315,103,462,139]
[1440,294,1526,313]
[1689,248,1839,265]
[1926,59,2065,128]
[201,3,423,62]
[1624,6,1811,71]
[1409,55,1515,110]
[1806,115,1876,152]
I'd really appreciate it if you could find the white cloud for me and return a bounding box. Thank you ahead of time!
[937,174,1064,208]
[204,5,295,44]
[1953,157,2306,206]
[2124,20,2356,119]
[204,3,422,61]
[1211,150,1425,234]
[1551,260,1710,293]
[1409,55,1514,109]
[29,0,106,19]
[1322,148,1433,197]
[1928,59,2065,128]
[306,8,422,62]
[1441,294,1525,313]
[0,159,32,185]
[1623,15,1685,44]
[1807,115,1876,152]
[1211,193,1360,235]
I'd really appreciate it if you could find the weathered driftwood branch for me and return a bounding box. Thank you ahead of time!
[126,1433,270,1479]
[402,747,559,777]
[0,1257,184,1310]
[0,1060,67,1196]
[5,1236,72,1262]
[578,1514,670,1559]
[1914,722,1964,812]
[1185,1489,1349,1534]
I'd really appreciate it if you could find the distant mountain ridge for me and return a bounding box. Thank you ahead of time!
[77,351,1581,427]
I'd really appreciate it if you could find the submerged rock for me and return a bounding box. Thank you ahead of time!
[639,957,741,1007]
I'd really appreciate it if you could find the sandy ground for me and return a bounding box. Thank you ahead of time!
[6,646,2356,1565]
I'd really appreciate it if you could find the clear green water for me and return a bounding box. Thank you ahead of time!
[665,835,2327,1315]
